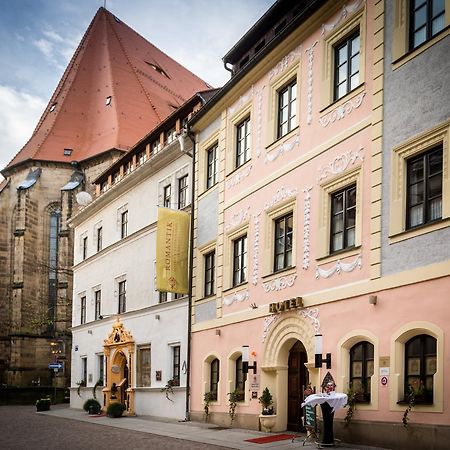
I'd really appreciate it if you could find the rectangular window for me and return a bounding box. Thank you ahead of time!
[277,80,297,138]
[137,345,151,387]
[163,185,171,208]
[82,236,88,260]
[121,210,128,238]
[334,31,360,101]
[204,251,215,297]
[233,235,247,286]
[159,291,167,303]
[81,357,87,383]
[330,184,357,253]
[80,296,86,324]
[138,151,146,166]
[97,227,103,252]
[235,356,246,402]
[274,213,293,272]
[172,345,181,386]
[94,290,101,320]
[118,280,126,314]
[406,146,443,229]
[97,354,104,385]
[236,117,251,167]
[178,175,188,209]
[410,0,445,50]
[206,144,218,189]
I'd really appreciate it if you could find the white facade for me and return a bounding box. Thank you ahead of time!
[70,140,192,420]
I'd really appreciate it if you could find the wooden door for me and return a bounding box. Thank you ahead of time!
[287,341,308,431]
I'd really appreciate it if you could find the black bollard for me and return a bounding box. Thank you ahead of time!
[320,401,335,446]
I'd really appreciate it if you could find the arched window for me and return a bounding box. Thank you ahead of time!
[405,334,436,403]
[210,358,219,401]
[350,341,374,402]
[235,355,246,402]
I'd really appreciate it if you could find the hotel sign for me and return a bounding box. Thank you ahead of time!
[269,296,303,314]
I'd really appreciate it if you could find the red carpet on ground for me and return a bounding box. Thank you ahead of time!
[245,434,296,444]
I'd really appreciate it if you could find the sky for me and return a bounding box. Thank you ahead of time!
[0,0,273,175]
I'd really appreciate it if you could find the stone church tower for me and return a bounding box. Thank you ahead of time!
[0,7,209,388]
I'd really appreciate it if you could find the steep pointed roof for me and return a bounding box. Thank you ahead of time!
[5,7,211,171]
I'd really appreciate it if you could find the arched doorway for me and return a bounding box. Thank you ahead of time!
[287,341,308,431]
[110,351,129,405]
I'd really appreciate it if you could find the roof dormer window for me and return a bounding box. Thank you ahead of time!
[145,61,170,79]
[64,148,73,156]
[105,96,112,106]
[49,103,57,112]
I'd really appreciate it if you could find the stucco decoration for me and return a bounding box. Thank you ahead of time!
[104,318,134,346]
[228,85,254,115]
[298,307,321,333]
[261,312,315,368]
[223,289,249,306]
[262,314,279,343]
[315,254,362,279]
[321,0,366,36]
[305,41,318,125]
[225,164,252,189]
[265,133,300,163]
[319,92,366,127]
[225,206,251,232]
[252,213,261,285]
[264,186,298,211]
[268,45,301,80]
[317,147,364,183]
[255,86,265,158]
[262,274,297,292]
[303,187,313,270]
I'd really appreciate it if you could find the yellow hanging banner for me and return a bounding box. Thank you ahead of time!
[156,207,190,294]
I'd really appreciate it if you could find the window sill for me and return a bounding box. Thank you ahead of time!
[265,126,299,154]
[389,217,450,244]
[316,245,361,265]
[222,282,248,295]
[392,26,450,71]
[261,266,297,281]
[319,83,365,115]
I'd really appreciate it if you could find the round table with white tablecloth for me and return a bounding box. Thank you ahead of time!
[301,392,348,447]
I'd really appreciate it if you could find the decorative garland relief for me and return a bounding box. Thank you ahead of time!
[265,133,300,163]
[262,274,297,293]
[319,92,365,127]
[223,289,249,306]
[317,147,364,183]
[225,164,252,189]
[225,206,251,232]
[305,41,318,125]
[269,45,301,80]
[303,187,313,270]
[315,254,362,279]
[321,0,366,36]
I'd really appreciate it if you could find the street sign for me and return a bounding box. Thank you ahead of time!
[48,363,63,370]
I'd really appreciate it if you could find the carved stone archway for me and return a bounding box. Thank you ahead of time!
[260,311,319,432]
[103,318,135,415]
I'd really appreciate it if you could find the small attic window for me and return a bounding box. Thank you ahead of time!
[274,19,287,36]
[145,61,170,79]
[113,16,121,23]
[64,148,73,156]
[49,103,57,112]
[239,55,250,69]
[255,39,265,54]
[105,96,112,106]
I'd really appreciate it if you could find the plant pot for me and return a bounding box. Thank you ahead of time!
[259,414,277,432]
[89,404,101,415]
[36,404,50,412]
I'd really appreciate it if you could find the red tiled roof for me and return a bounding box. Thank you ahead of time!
[5,7,211,170]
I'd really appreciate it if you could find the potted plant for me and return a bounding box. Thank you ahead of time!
[36,397,51,412]
[107,401,126,418]
[203,391,214,421]
[83,398,102,415]
[228,389,240,425]
[258,387,277,432]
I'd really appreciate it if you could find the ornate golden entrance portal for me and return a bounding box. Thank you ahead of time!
[103,318,135,415]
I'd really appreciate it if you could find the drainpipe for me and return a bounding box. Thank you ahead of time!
[179,131,196,421]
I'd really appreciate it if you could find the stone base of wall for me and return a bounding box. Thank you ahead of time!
[190,410,260,430]
[334,419,450,450]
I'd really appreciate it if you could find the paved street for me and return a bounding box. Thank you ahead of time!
[0,405,231,450]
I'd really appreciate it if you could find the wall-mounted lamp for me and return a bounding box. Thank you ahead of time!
[242,345,257,374]
[215,329,221,336]
[369,295,377,305]
[314,334,331,369]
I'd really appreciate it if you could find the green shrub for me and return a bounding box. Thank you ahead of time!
[83,398,101,412]
[107,402,126,418]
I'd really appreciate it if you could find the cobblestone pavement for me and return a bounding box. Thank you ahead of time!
[0,405,231,450]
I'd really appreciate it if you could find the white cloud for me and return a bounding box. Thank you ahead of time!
[33,38,54,59]
[42,28,64,43]
[0,85,46,172]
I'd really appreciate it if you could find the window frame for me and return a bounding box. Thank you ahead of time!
[96,226,103,252]
[137,344,151,387]
[80,296,86,325]
[234,355,246,402]
[172,345,181,386]
[206,143,218,189]
[349,341,374,403]
[82,236,88,260]
[330,183,357,254]
[94,290,101,320]
[232,234,247,287]
[273,212,294,272]
[204,250,216,297]
[121,210,128,239]
[236,116,251,168]
[277,79,297,139]
[178,175,188,209]
[210,358,220,401]
[118,280,126,314]
[163,184,171,208]
[406,146,443,230]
